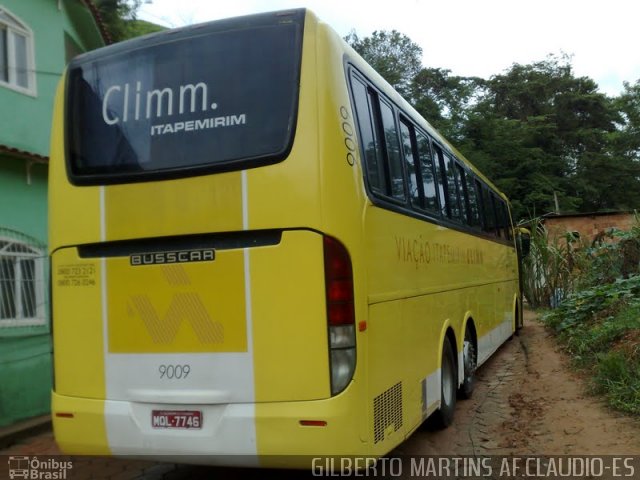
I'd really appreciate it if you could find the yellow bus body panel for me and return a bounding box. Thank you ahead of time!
[362,206,518,450]
[48,80,102,249]
[254,391,365,461]
[52,393,110,455]
[105,172,243,241]
[51,247,105,398]
[252,233,329,403]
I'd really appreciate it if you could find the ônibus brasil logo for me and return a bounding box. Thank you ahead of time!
[8,456,72,479]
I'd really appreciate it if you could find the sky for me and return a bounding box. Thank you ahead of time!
[138,0,640,97]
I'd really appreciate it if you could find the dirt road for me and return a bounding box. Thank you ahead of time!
[398,310,640,456]
[2,310,639,479]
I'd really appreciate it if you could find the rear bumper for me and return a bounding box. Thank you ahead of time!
[52,388,367,466]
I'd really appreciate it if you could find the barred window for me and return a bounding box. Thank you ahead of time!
[0,238,45,327]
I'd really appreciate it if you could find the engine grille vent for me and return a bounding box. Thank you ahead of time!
[373,382,403,443]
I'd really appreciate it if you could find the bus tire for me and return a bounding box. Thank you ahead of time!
[458,326,477,399]
[515,303,523,335]
[432,338,457,429]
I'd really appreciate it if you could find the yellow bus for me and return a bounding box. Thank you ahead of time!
[49,9,522,465]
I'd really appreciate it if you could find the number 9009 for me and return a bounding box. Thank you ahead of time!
[158,364,190,379]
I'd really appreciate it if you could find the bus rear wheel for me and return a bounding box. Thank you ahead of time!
[458,326,477,399]
[431,338,457,429]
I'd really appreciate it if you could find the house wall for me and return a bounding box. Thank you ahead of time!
[544,213,636,245]
[0,159,48,240]
[0,0,103,427]
[0,158,51,427]
[0,328,52,427]
[0,0,100,155]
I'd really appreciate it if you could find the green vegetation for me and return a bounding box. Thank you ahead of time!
[94,0,164,42]
[531,221,640,415]
[520,219,574,309]
[127,19,165,37]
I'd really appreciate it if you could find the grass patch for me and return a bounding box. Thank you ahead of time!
[543,288,640,415]
[594,350,640,414]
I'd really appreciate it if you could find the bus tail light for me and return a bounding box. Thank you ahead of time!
[323,236,356,395]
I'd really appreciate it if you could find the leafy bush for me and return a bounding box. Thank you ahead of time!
[523,213,640,308]
[538,217,640,415]
[521,218,574,308]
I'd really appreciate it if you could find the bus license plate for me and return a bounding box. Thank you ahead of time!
[151,410,202,429]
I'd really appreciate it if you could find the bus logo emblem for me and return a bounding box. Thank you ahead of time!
[130,249,215,266]
[130,293,224,345]
[8,456,29,479]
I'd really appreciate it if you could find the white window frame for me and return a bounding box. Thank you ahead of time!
[0,238,45,327]
[0,6,36,96]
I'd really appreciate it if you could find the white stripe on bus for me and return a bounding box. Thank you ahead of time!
[103,171,258,457]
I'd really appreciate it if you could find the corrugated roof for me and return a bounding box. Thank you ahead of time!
[0,144,48,163]
[81,0,113,45]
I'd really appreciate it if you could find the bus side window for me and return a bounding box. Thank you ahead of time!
[496,199,505,239]
[350,76,386,195]
[490,194,503,238]
[466,173,482,229]
[505,203,514,240]
[444,154,462,221]
[454,162,468,224]
[399,119,420,209]
[432,145,449,218]
[498,200,512,240]
[474,178,485,230]
[481,185,496,236]
[378,100,406,201]
[416,131,439,214]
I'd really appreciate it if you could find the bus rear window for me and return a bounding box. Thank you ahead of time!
[66,12,303,185]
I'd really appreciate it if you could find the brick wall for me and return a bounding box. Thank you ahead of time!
[544,213,635,244]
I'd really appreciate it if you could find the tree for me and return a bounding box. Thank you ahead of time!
[94,0,153,42]
[345,30,422,99]
[458,55,634,219]
[127,18,165,38]
[411,67,485,142]
[601,80,640,210]
[611,80,640,163]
